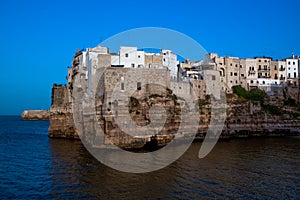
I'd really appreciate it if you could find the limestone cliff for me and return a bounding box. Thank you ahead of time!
[21,110,49,120]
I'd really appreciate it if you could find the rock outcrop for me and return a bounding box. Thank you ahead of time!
[21,110,50,120]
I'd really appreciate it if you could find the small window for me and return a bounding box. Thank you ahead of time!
[250,80,253,84]
[240,65,242,68]
[137,82,141,90]
[212,75,216,80]
[241,74,244,77]
[235,80,238,84]
[234,72,237,76]
[131,63,135,68]
[138,55,141,58]
[235,64,238,67]
[265,60,267,63]
[230,63,232,66]
[288,61,291,65]
[230,72,233,76]
[121,82,124,90]
[294,72,296,78]
[274,65,277,70]
[293,62,295,65]
[263,81,265,84]
[125,53,129,57]
[259,60,261,62]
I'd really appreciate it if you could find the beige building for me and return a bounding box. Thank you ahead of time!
[245,58,258,89]
[207,53,247,92]
[256,57,271,79]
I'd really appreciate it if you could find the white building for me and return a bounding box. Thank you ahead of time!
[118,46,145,68]
[286,55,299,86]
[161,50,178,80]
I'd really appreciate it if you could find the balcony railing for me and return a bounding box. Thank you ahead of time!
[248,70,256,74]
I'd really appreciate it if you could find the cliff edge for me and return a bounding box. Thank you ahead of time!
[21,110,50,120]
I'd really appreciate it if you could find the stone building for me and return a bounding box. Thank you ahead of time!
[245,58,258,89]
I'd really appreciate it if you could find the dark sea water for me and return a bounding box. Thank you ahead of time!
[0,116,299,199]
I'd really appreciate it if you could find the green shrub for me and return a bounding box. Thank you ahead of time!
[284,97,297,106]
[130,96,139,106]
[262,104,283,115]
[232,85,265,102]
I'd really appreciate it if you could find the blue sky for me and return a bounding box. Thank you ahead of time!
[0,0,299,115]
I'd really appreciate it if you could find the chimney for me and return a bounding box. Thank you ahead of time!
[292,52,295,59]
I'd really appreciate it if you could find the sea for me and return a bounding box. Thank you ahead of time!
[0,116,299,199]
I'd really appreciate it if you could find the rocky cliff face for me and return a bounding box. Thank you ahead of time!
[48,80,300,150]
[21,110,49,120]
[48,84,77,139]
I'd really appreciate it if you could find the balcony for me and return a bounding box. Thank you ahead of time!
[280,77,285,80]
[248,70,256,74]
[279,68,285,71]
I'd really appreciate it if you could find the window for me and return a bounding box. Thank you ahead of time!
[288,73,291,78]
[212,75,216,80]
[234,72,237,76]
[241,74,244,77]
[293,61,295,65]
[259,60,261,62]
[264,60,267,63]
[288,61,291,65]
[294,72,296,78]
[265,73,267,76]
[230,63,232,66]
[137,82,141,90]
[235,64,238,67]
[230,72,233,76]
[235,80,238,84]
[240,65,242,68]
[121,77,124,91]
[263,81,265,84]
[250,80,253,84]
[274,65,277,70]
[138,55,141,58]
[131,63,135,68]
[259,65,261,70]
[125,53,129,57]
